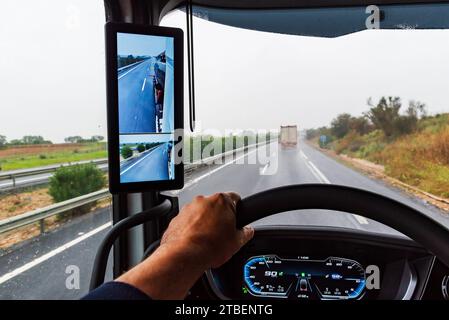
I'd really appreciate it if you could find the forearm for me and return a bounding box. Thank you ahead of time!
[116,242,208,299]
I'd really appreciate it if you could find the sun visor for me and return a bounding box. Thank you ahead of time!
[188,3,449,38]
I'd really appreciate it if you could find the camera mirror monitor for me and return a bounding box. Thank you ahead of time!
[106,23,184,193]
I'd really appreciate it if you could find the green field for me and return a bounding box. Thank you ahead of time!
[0,143,107,171]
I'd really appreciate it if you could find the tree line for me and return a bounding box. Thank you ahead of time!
[306,96,427,142]
[0,135,105,148]
[64,135,104,143]
[117,55,148,68]
[0,135,52,148]
[121,142,162,159]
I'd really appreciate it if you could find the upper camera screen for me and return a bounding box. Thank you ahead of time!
[116,32,175,183]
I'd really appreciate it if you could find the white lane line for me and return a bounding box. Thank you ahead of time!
[141,78,147,91]
[304,161,324,182]
[171,148,260,195]
[118,62,144,80]
[260,163,269,175]
[300,148,369,225]
[120,147,158,176]
[0,222,111,285]
[300,151,324,182]
[299,150,309,160]
[308,161,331,184]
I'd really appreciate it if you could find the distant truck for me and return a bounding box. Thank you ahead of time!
[279,125,298,147]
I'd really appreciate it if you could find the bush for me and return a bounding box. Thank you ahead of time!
[331,113,353,138]
[137,143,145,153]
[334,131,361,154]
[432,126,449,165]
[49,163,106,211]
[39,154,47,159]
[145,143,151,150]
[121,145,133,159]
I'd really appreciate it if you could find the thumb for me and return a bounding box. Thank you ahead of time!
[237,226,255,248]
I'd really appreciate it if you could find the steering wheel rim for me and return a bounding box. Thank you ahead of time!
[235,184,449,267]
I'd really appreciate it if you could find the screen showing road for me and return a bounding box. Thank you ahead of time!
[117,32,175,183]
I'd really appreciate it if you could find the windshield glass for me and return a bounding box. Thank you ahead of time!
[161,5,449,234]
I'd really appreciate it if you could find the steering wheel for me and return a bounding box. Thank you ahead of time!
[235,184,449,267]
[90,184,449,290]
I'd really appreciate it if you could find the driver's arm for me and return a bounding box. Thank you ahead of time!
[83,192,254,300]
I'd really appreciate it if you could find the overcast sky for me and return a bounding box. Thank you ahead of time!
[1,1,449,143]
[117,33,167,57]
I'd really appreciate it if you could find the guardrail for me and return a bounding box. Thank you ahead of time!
[0,189,111,235]
[0,140,271,190]
[0,140,274,236]
[184,140,270,173]
[0,158,108,190]
[117,60,145,76]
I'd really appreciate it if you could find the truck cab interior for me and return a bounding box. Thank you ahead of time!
[1,0,449,302]
[90,0,449,300]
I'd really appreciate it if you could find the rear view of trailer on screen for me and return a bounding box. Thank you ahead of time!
[117,33,174,134]
[106,23,183,193]
[117,32,174,183]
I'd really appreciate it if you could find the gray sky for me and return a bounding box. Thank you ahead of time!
[1,1,449,143]
[117,33,167,57]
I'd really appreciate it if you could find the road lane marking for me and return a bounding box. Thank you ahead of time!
[300,148,369,225]
[120,147,159,176]
[260,163,269,175]
[308,161,331,184]
[118,61,145,80]
[141,78,147,91]
[171,148,260,195]
[304,161,324,182]
[0,222,111,285]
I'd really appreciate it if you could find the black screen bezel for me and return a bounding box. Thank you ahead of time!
[105,22,184,194]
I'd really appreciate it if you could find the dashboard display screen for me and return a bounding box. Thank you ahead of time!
[244,255,366,300]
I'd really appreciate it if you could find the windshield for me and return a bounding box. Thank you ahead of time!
[0,1,448,300]
[161,5,449,233]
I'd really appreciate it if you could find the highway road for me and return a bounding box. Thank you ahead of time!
[120,143,169,183]
[1,141,448,299]
[118,58,157,134]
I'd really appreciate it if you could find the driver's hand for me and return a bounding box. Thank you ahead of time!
[116,192,254,299]
[161,192,254,268]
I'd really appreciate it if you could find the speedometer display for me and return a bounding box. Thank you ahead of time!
[243,255,366,300]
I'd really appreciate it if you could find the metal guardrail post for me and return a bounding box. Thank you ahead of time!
[40,219,45,234]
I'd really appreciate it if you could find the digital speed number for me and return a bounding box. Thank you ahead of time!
[265,271,282,278]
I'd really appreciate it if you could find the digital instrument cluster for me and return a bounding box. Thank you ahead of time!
[243,255,366,300]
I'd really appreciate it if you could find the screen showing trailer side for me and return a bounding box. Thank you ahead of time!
[117,32,175,183]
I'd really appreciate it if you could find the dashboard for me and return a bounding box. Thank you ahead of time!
[243,255,365,300]
[196,226,449,300]
[243,255,366,300]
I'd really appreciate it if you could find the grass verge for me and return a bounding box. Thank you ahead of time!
[0,142,107,171]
